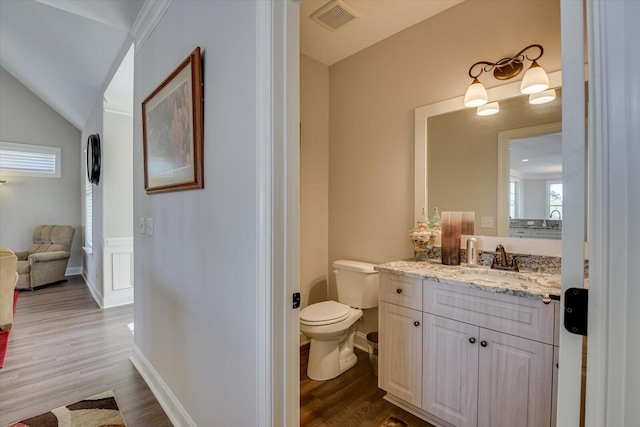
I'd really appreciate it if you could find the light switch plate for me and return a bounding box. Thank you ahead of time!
[146,218,154,236]
[138,218,145,234]
[481,216,494,229]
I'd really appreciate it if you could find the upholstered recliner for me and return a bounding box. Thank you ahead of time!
[0,247,18,331]
[14,225,75,290]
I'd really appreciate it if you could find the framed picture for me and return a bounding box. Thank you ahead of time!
[142,47,203,194]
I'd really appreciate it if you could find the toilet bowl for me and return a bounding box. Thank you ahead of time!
[300,260,378,381]
[300,301,363,381]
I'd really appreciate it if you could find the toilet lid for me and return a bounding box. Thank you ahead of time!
[300,301,350,324]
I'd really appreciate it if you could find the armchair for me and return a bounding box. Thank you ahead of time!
[0,248,18,331]
[15,225,75,290]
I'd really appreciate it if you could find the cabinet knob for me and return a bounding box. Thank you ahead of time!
[469,337,476,344]
[414,321,420,327]
[396,288,403,294]
[480,340,488,347]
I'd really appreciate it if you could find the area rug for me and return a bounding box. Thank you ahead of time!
[379,416,409,427]
[4,390,127,427]
[0,290,19,369]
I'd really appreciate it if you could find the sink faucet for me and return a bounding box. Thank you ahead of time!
[549,209,562,220]
[495,244,508,267]
[491,244,519,272]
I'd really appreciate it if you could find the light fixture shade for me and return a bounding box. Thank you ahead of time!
[464,78,488,107]
[529,89,556,104]
[520,61,549,94]
[477,102,500,116]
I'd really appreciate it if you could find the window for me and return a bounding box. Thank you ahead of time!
[85,174,93,250]
[509,179,520,219]
[0,141,61,178]
[547,181,563,219]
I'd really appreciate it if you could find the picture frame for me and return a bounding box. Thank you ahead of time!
[142,47,203,194]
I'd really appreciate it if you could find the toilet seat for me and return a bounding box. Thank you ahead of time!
[300,301,351,326]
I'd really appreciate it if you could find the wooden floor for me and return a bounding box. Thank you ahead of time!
[0,277,172,426]
[300,343,434,427]
[1,277,433,426]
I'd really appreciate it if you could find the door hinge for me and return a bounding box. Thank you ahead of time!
[564,288,588,336]
[292,292,301,309]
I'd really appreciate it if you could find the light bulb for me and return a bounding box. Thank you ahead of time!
[464,78,488,107]
[529,89,556,104]
[477,102,499,116]
[520,61,549,94]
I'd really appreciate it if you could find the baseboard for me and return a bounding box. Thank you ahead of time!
[66,266,82,276]
[82,271,103,308]
[300,332,310,347]
[130,344,197,427]
[103,289,133,308]
[354,331,369,352]
[300,331,369,352]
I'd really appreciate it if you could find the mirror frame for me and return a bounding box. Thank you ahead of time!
[414,70,563,256]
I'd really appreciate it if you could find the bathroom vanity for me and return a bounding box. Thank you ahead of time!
[376,260,561,427]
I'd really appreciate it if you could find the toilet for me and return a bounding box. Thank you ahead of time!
[300,260,379,381]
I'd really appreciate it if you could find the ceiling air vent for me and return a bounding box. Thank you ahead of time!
[310,0,360,32]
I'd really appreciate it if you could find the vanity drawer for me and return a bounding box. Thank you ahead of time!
[380,273,423,311]
[510,228,532,238]
[423,279,555,344]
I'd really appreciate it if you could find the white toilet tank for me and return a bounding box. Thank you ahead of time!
[333,260,379,309]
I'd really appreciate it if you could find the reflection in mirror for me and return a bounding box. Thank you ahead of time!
[497,121,562,239]
[426,88,562,239]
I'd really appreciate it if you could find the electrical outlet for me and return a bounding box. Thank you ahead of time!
[139,218,145,234]
[481,216,494,228]
[146,218,154,236]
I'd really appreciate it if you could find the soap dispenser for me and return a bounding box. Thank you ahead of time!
[466,237,479,266]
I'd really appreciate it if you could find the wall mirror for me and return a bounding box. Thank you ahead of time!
[415,71,567,249]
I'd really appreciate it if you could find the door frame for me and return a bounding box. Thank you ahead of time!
[271,0,640,425]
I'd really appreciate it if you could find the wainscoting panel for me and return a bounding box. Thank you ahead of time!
[103,237,134,307]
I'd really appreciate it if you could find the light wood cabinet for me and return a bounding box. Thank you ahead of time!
[477,328,553,427]
[379,273,557,427]
[379,302,422,407]
[422,313,478,427]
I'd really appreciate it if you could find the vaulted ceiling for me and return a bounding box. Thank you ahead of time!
[0,0,144,130]
[0,0,462,131]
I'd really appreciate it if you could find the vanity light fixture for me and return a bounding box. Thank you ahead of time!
[463,44,550,108]
[529,88,557,105]
[0,180,5,185]
[476,102,500,116]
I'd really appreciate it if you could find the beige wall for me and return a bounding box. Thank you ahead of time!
[300,54,329,311]
[327,0,561,333]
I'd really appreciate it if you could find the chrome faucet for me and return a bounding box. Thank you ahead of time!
[549,209,562,220]
[491,244,519,272]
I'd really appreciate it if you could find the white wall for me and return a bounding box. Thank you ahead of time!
[101,110,133,307]
[132,1,264,424]
[81,101,104,299]
[0,67,83,272]
[522,179,548,219]
[103,111,133,238]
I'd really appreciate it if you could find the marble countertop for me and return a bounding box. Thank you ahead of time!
[375,260,563,301]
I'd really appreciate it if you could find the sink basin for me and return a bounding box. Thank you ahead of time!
[458,270,535,288]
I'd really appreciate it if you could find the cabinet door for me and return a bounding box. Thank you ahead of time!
[478,329,553,427]
[380,302,422,406]
[422,314,479,427]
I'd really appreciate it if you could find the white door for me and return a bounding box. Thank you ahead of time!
[557,0,588,425]
[478,329,553,427]
[422,314,478,427]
